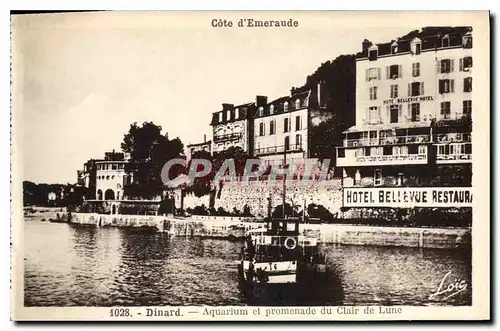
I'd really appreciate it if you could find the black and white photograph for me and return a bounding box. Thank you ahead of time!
[10,11,490,321]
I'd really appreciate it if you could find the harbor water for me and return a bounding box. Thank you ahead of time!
[24,218,472,306]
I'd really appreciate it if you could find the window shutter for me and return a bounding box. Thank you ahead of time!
[399,65,403,78]
[386,105,390,122]
[386,66,390,79]
[420,82,424,95]
[377,68,381,80]
[437,60,441,73]
[366,69,369,81]
[407,83,411,96]
[459,58,464,72]
[451,59,455,72]
[451,80,455,93]
[407,104,411,122]
[438,80,443,94]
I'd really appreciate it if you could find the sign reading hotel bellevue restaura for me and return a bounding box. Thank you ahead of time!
[383,96,434,105]
[343,187,473,208]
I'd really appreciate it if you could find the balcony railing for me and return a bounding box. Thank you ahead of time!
[357,154,427,164]
[213,132,242,143]
[255,144,303,156]
[343,133,471,147]
[436,154,472,162]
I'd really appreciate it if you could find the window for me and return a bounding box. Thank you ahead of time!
[418,145,427,154]
[440,59,454,73]
[296,134,302,148]
[442,35,450,47]
[295,115,301,131]
[388,65,401,79]
[295,99,301,109]
[369,48,378,61]
[440,102,451,119]
[411,40,422,55]
[284,136,290,151]
[284,118,290,133]
[269,105,274,115]
[259,107,264,117]
[369,86,378,100]
[463,35,473,48]
[284,102,289,112]
[410,103,420,122]
[464,77,472,92]
[367,67,380,81]
[218,112,223,122]
[412,62,420,77]
[355,148,365,157]
[390,105,400,123]
[409,82,424,96]
[439,79,454,94]
[269,120,275,135]
[259,122,265,136]
[374,169,383,186]
[415,43,421,55]
[463,100,472,117]
[227,110,231,120]
[391,44,398,54]
[368,106,381,124]
[390,84,398,98]
[235,108,239,119]
[460,56,473,71]
[369,146,383,156]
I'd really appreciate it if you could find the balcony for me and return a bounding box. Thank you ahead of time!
[213,132,242,143]
[337,153,428,167]
[255,144,303,156]
[344,135,430,147]
[343,133,471,148]
[436,153,472,164]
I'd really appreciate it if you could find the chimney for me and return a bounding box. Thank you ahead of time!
[256,95,268,108]
[290,87,296,96]
[204,134,206,143]
[362,39,372,54]
[222,103,234,111]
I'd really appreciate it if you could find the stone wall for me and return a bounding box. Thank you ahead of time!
[69,213,470,249]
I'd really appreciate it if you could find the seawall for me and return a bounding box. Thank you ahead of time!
[68,213,470,249]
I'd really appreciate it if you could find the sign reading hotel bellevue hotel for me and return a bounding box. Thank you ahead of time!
[383,96,434,105]
[343,187,473,208]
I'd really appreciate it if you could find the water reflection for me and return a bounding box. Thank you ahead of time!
[24,219,471,307]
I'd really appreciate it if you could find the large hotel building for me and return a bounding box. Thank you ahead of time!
[336,29,473,194]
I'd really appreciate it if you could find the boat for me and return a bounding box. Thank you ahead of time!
[237,215,330,304]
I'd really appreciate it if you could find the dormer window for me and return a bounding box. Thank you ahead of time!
[218,112,223,122]
[284,102,289,112]
[463,34,473,48]
[295,99,301,109]
[391,42,398,54]
[234,108,239,119]
[442,35,450,48]
[269,105,274,115]
[411,38,422,55]
[227,110,231,120]
[259,106,264,117]
[368,46,378,61]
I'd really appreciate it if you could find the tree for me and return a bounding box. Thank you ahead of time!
[309,115,347,167]
[121,121,184,199]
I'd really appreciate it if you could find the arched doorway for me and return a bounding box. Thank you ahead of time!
[104,189,115,200]
[97,189,103,200]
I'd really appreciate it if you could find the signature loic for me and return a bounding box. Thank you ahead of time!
[429,271,468,301]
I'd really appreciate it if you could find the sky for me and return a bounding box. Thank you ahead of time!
[13,11,420,184]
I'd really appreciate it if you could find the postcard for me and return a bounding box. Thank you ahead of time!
[11,10,490,321]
